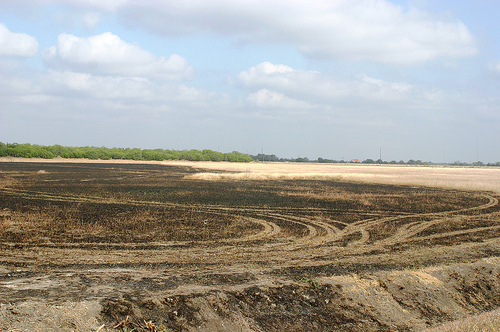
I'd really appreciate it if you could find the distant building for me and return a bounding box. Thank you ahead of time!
[350,159,362,163]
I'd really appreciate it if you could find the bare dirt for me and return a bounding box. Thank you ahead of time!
[0,161,499,331]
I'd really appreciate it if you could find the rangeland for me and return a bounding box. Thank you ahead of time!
[0,159,499,331]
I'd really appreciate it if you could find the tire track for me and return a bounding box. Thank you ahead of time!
[377,194,498,246]
[333,194,499,248]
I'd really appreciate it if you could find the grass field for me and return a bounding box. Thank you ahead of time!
[424,307,500,332]
[172,160,500,193]
[0,159,499,331]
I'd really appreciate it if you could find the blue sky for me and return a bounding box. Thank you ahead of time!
[0,0,499,162]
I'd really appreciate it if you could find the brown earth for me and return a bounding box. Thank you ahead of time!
[0,161,499,331]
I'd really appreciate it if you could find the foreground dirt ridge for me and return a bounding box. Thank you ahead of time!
[1,258,499,331]
[99,258,500,332]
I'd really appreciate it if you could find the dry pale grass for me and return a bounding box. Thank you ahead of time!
[0,208,108,244]
[423,308,500,332]
[174,161,500,193]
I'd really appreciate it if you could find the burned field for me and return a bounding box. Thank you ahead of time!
[1,162,500,331]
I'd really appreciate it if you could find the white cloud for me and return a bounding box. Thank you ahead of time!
[288,1,477,64]
[236,62,302,88]
[0,23,38,57]
[2,1,476,65]
[248,89,315,110]
[237,62,414,103]
[175,84,216,103]
[51,10,102,30]
[358,74,414,98]
[80,12,101,29]
[48,70,156,99]
[115,0,476,65]
[38,70,216,109]
[43,32,194,80]
[70,0,130,12]
[491,62,500,75]
[5,0,131,12]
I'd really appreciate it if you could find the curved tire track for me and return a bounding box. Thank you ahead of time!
[1,185,498,266]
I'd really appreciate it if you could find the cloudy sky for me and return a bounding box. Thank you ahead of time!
[1,0,499,162]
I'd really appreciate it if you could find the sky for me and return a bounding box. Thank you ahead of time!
[0,0,499,163]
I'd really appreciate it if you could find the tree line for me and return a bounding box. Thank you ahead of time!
[0,142,253,162]
[251,154,500,167]
[1,144,497,166]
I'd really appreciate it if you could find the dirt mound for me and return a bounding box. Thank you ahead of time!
[4,260,499,332]
[92,258,500,331]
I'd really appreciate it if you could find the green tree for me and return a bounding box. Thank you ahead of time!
[224,151,253,162]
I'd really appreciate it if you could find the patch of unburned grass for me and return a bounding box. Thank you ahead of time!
[423,308,500,332]
[175,161,500,193]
